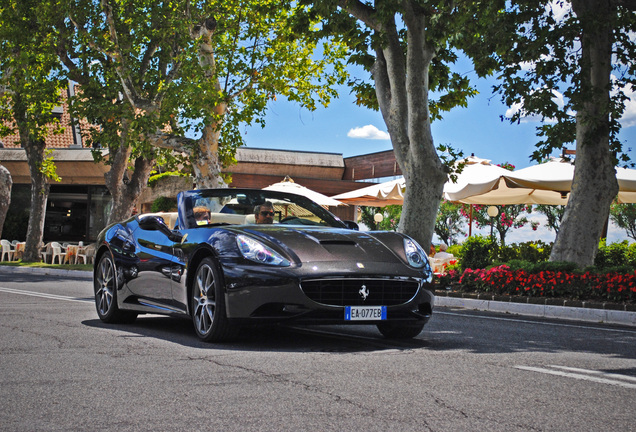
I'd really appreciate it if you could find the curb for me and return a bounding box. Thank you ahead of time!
[0,266,92,279]
[435,295,636,327]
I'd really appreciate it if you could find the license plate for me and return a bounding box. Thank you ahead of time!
[345,306,387,321]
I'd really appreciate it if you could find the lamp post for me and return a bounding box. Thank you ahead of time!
[487,206,499,241]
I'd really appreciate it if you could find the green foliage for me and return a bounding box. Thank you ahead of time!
[435,200,465,246]
[38,150,62,182]
[359,206,379,230]
[59,0,348,187]
[504,260,578,274]
[460,202,535,246]
[455,264,636,303]
[358,206,400,231]
[610,203,636,240]
[0,0,67,144]
[594,239,631,269]
[456,235,493,271]
[492,240,552,264]
[376,205,401,231]
[148,171,190,188]
[536,205,566,235]
[469,1,635,165]
[151,196,178,213]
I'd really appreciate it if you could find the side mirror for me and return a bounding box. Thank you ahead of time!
[139,215,166,231]
[139,216,184,243]
[343,220,359,231]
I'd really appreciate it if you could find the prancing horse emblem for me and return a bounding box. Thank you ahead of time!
[359,284,369,301]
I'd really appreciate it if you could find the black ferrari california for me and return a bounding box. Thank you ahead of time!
[93,188,435,342]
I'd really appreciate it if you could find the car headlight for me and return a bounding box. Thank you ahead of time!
[236,234,290,266]
[404,238,427,268]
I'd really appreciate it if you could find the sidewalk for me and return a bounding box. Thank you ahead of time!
[2,266,634,327]
[435,290,636,327]
[0,266,92,279]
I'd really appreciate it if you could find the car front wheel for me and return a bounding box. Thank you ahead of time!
[94,251,137,324]
[191,257,238,342]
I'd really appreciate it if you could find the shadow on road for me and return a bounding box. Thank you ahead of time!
[423,306,636,359]
[82,316,433,353]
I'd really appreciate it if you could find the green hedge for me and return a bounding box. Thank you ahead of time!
[436,238,636,303]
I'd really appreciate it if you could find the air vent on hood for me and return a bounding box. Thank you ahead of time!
[319,240,357,246]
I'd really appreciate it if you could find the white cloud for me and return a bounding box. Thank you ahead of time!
[548,0,571,22]
[618,83,636,128]
[505,89,566,124]
[347,125,390,140]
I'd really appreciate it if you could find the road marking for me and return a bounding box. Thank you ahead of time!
[436,310,636,334]
[0,287,92,304]
[549,365,636,383]
[515,365,636,389]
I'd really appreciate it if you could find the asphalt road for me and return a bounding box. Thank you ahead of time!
[0,269,635,431]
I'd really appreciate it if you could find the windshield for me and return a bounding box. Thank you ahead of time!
[178,189,346,229]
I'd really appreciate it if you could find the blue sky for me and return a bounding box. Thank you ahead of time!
[242,72,636,172]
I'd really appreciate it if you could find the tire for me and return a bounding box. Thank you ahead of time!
[191,257,239,342]
[94,251,137,324]
[377,322,424,339]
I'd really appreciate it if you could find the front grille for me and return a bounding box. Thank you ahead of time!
[300,278,419,307]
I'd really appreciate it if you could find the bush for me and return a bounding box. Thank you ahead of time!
[491,240,552,264]
[457,235,493,270]
[438,238,636,303]
[595,240,631,269]
[151,196,177,212]
[148,171,189,188]
[504,260,578,274]
[453,265,636,303]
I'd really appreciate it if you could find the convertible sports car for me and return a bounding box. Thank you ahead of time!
[93,188,435,342]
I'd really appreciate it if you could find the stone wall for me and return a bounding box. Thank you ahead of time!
[137,175,193,213]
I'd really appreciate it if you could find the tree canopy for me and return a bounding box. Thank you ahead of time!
[60,0,348,187]
[0,0,67,261]
[469,0,636,266]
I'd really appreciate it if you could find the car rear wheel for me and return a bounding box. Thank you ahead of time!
[191,257,238,342]
[376,322,424,339]
[94,251,137,324]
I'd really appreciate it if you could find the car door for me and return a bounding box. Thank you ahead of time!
[125,218,176,308]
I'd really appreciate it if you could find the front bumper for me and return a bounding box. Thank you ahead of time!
[221,260,434,325]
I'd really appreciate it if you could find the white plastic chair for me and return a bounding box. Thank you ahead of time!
[76,244,95,265]
[50,242,65,264]
[41,242,52,263]
[1,240,15,261]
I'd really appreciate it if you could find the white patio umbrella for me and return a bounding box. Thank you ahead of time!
[504,157,574,193]
[334,155,515,207]
[331,177,405,207]
[264,176,344,207]
[333,155,534,206]
[504,157,636,204]
[616,167,636,203]
[443,155,520,203]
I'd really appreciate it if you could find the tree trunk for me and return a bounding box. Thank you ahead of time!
[22,137,49,262]
[549,0,618,267]
[191,123,227,189]
[104,142,154,225]
[0,164,12,239]
[371,8,446,250]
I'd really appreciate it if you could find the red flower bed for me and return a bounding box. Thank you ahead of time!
[450,265,636,303]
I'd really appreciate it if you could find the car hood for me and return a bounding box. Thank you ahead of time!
[236,226,406,264]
